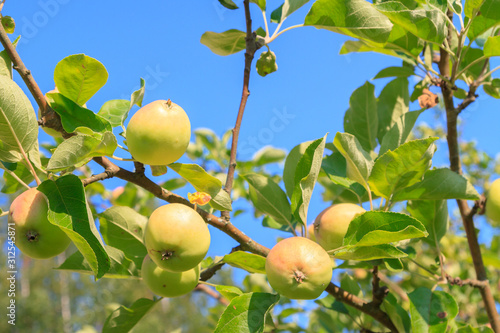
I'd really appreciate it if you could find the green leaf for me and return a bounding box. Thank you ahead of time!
[373,66,415,79]
[304,0,393,43]
[98,206,148,268]
[98,100,130,127]
[283,140,312,198]
[333,132,373,193]
[223,251,267,274]
[271,0,310,23]
[130,78,145,109]
[343,211,428,247]
[377,78,410,143]
[291,135,327,225]
[0,75,38,163]
[250,0,266,11]
[38,174,110,279]
[392,168,481,201]
[344,82,378,152]
[368,138,437,199]
[214,293,280,333]
[334,243,408,261]
[382,293,411,333]
[168,163,232,211]
[1,16,15,34]
[484,35,500,57]
[216,285,243,301]
[47,132,117,172]
[0,36,20,79]
[150,165,168,177]
[448,0,463,15]
[467,0,500,40]
[375,2,447,44]
[407,199,448,246]
[57,245,140,278]
[321,152,367,201]
[1,161,35,193]
[218,0,239,10]
[459,48,488,80]
[54,54,108,106]
[409,288,459,332]
[46,92,112,134]
[103,298,160,333]
[200,29,247,56]
[457,325,494,333]
[379,109,423,155]
[256,50,278,77]
[241,173,292,227]
[252,146,286,166]
[465,0,484,18]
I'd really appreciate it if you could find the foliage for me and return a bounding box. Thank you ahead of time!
[1,0,500,332]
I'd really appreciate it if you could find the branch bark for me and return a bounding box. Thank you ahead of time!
[194,284,230,306]
[438,10,500,331]
[221,0,260,221]
[0,22,71,138]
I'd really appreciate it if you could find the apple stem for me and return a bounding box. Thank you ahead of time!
[166,99,172,108]
[0,211,9,218]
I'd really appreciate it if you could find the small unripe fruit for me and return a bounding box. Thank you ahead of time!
[265,237,333,300]
[9,188,71,259]
[314,203,366,251]
[126,100,191,165]
[141,255,199,297]
[486,179,500,225]
[144,203,210,272]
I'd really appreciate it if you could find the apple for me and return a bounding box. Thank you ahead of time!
[144,203,210,272]
[9,188,71,259]
[307,224,317,242]
[486,178,500,225]
[265,237,333,300]
[314,203,366,251]
[141,255,199,297]
[126,99,191,165]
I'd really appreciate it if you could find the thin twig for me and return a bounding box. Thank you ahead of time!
[0,211,9,218]
[378,273,409,302]
[194,284,230,306]
[0,166,31,189]
[446,274,489,289]
[221,0,260,223]
[438,10,500,330]
[371,266,389,307]
[0,0,5,13]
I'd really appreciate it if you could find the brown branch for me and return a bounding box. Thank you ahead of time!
[194,284,230,306]
[0,0,5,13]
[446,274,490,289]
[371,266,389,308]
[439,10,500,331]
[0,22,71,138]
[325,283,398,332]
[221,0,260,221]
[378,273,409,303]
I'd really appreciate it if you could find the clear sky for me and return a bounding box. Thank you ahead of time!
[3,1,500,278]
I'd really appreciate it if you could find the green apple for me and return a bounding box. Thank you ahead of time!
[144,203,210,272]
[126,99,191,165]
[265,237,332,300]
[141,255,199,297]
[486,178,500,225]
[9,188,71,259]
[314,203,366,251]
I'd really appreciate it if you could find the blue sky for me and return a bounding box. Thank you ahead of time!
[3,0,500,285]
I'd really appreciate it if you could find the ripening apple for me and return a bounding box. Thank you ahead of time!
[307,224,317,242]
[126,99,191,165]
[141,255,199,297]
[314,203,366,251]
[144,203,210,272]
[486,178,500,225]
[265,237,333,300]
[9,188,71,259]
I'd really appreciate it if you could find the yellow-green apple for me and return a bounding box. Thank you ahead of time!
[144,203,210,272]
[265,237,333,300]
[9,188,71,259]
[126,99,191,165]
[314,203,366,251]
[141,255,199,297]
[486,178,500,225]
